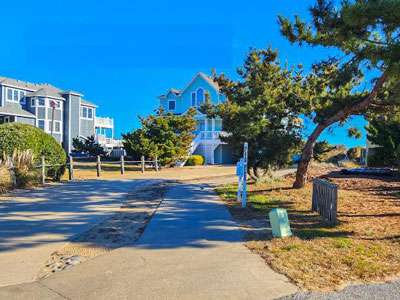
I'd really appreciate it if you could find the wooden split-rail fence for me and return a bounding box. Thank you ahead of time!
[35,155,159,184]
[311,178,338,225]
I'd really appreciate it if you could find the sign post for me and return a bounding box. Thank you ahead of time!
[236,142,248,208]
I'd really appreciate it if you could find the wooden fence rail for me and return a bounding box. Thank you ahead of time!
[311,178,338,225]
[27,155,160,184]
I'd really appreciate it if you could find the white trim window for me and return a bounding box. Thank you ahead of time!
[168,100,176,111]
[49,100,61,109]
[7,88,13,101]
[38,119,45,130]
[31,99,35,106]
[196,88,204,106]
[37,97,46,106]
[6,87,25,103]
[48,120,61,133]
[191,92,196,107]
[81,106,94,119]
[19,91,26,105]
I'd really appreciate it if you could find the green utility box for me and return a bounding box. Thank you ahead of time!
[268,208,292,238]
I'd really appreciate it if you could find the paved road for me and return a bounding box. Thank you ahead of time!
[281,280,400,300]
[0,181,297,299]
[0,179,156,287]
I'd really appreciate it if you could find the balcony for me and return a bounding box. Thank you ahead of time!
[199,131,229,140]
[95,117,114,129]
[96,135,123,148]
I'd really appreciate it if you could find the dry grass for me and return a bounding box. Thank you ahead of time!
[216,166,400,291]
[0,150,40,192]
[62,164,236,181]
[0,165,13,193]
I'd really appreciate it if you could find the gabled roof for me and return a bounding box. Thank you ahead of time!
[158,88,182,99]
[158,72,219,99]
[197,72,219,91]
[0,103,36,118]
[26,85,65,100]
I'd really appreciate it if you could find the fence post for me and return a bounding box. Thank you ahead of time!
[120,155,125,175]
[141,156,145,173]
[68,155,74,180]
[41,156,46,185]
[96,155,101,177]
[155,156,159,172]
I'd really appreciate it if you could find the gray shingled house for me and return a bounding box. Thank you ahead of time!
[0,76,114,154]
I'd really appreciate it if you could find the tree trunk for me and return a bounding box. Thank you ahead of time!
[293,72,388,188]
[293,123,327,188]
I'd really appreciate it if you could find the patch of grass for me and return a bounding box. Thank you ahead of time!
[333,237,353,249]
[216,171,400,291]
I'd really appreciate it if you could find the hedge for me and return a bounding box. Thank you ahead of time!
[0,123,66,180]
[185,155,205,166]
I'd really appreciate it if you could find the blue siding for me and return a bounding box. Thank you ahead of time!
[161,74,224,114]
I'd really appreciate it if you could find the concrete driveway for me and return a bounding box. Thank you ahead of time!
[0,179,156,287]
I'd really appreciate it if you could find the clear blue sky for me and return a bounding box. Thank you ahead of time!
[0,0,366,148]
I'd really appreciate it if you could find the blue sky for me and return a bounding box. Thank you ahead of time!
[0,0,366,148]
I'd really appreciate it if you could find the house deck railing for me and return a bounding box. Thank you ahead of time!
[199,131,228,140]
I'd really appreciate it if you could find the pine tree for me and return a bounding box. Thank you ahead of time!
[366,113,400,167]
[202,48,306,180]
[279,0,400,187]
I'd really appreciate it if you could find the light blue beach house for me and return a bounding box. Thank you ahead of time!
[158,72,234,164]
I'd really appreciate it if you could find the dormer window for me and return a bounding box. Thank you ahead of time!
[168,100,176,111]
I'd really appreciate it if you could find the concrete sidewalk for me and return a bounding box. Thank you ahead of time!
[0,182,297,299]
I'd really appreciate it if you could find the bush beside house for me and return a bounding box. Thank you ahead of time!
[185,155,205,166]
[123,108,196,166]
[0,123,66,188]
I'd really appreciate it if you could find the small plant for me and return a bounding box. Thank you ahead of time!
[3,150,40,188]
[0,157,15,193]
[185,155,205,166]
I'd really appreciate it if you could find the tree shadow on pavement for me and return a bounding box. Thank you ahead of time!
[0,179,155,252]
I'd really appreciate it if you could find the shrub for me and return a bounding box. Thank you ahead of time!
[0,123,66,180]
[185,155,205,166]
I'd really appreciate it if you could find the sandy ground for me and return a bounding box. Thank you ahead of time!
[65,164,236,181]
